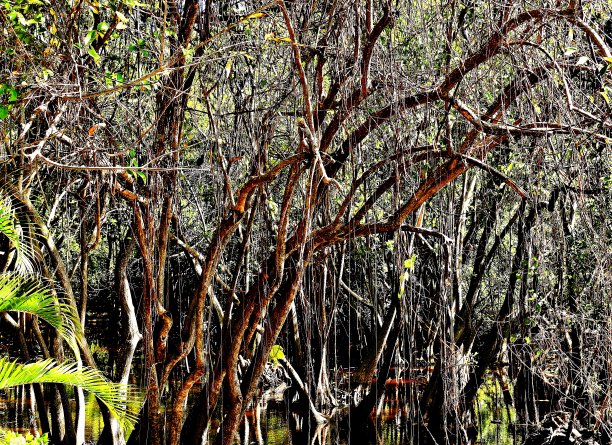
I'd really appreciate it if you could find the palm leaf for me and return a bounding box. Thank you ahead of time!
[0,199,36,274]
[0,273,81,355]
[0,357,140,431]
[0,205,19,250]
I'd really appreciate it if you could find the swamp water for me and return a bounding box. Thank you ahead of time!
[0,379,515,444]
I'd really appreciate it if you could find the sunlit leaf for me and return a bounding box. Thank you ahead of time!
[0,358,140,431]
[84,29,97,46]
[88,47,101,64]
[245,12,266,20]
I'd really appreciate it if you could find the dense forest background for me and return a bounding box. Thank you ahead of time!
[0,0,610,444]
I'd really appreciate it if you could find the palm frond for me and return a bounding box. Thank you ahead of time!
[0,357,141,431]
[0,273,81,355]
[0,205,20,249]
[0,199,36,274]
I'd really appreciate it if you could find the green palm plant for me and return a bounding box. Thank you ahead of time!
[0,358,139,430]
[0,196,36,274]
[0,198,140,433]
[0,274,80,353]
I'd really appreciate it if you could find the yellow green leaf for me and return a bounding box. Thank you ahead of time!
[245,12,266,19]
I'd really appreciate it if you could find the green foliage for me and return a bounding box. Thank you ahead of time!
[1,0,48,45]
[0,358,139,431]
[0,201,140,434]
[0,430,48,444]
[0,198,37,274]
[125,150,147,183]
[0,270,141,432]
[0,204,21,254]
[0,84,19,120]
[0,198,78,347]
[403,254,417,271]
[269,345,285,366]
[476,379,515,445]
[0,273,81,354]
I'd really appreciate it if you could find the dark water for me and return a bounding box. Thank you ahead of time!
[0,381,514,444]
[0,385,41,435]
[0,387,102,440]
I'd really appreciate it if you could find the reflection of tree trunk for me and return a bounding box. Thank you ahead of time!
[349,295,401,440]
[32,318,74,445]
[1,313,51,438]
[289,413,331,445]
[461,204,536,415]
[352,299,398,388]
[100,233,140,445]
[51,331,77,445]
[248,401,264,445]
[279,357,328,424]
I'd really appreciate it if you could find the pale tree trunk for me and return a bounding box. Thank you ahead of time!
[279,357,328,424]
[16,192,117,440]
[100,233,140,445]
[32,320,72,445]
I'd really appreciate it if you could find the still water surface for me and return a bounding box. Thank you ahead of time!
[0,383,514,444]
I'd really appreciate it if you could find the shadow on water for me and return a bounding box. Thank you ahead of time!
[1,379,515,444]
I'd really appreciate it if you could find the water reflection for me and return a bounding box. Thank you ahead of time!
[1,381,513,444]
[0,387,103,441]
[221,399,422,445]
[235,403,341,445]
[0,386,40,435]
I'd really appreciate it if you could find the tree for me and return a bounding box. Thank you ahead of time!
[0,202,139,443]
[0,0,610,444]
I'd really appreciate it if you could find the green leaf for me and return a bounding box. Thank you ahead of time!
[7,86,18,103]
[115,11,128,22]
[0,357,140,431]
[0,274,81,354]
[403,254,417,270]
[136,170,146,183]
[0,106,8,120]
[88,47,101,64]
[269,345,285,365]
[84,29,97,46]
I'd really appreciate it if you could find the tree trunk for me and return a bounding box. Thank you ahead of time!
[99,233,140,445]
